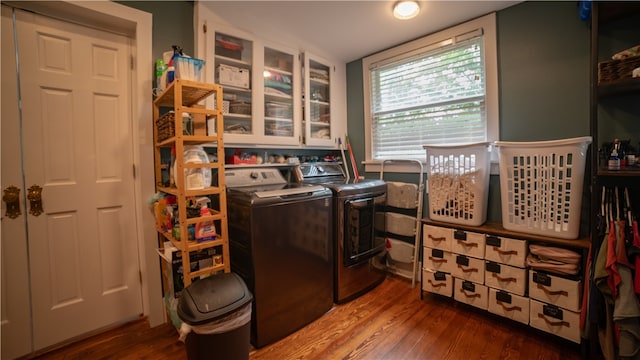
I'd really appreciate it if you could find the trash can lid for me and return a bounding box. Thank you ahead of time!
[177,272,253,325]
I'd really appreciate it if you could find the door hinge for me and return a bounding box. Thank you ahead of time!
[203,23,207,33]
[139,270,143,284]
[130,55,135,70]
[133,164,136,179]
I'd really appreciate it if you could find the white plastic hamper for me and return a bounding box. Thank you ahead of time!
[495,136,592,239]
[424,142,491,226]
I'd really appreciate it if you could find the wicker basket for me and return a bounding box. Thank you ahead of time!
[598,55,640,84]
[156,112,175,141]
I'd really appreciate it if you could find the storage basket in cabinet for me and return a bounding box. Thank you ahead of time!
[424,142,491,226]
[495,136,592,239]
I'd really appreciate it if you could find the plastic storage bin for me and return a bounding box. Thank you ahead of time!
[495,136,592,239]
[424,142,491,226]
[174,56,205,82]
[178,272,253,360]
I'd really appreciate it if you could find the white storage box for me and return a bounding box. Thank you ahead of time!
[495,136,592,239]
[217,64,250,89]
[484,261,528,296]
[422,270,453,297]
[529,299,581,343]
[488,288,530,325]
[424,142,491,226]
[484,235,527,268]
[454,278,488,310]
[423,224,453,251]
[423,247,454,274]
[451,229,486,259]
[529,271,582,312]
[451,254,485,284]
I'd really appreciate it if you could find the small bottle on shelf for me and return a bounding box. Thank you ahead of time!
[608,139,621,171]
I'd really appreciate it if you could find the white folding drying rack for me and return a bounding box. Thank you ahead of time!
[379,159,424,288]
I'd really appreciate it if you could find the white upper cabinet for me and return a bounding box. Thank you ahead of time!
[262,43,301,145]
[196,4,345,149]
[214,30,254,142]
[302,52,336,147]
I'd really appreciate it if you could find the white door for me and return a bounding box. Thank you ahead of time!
[1,6,143,358]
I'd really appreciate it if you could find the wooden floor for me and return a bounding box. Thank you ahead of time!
[27,275,582,360]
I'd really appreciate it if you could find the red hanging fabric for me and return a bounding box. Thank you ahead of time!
[633,221,640,295]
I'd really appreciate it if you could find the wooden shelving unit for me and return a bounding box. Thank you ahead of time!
[153,79,230,290]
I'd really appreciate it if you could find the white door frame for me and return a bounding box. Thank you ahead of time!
[3,0,163,327]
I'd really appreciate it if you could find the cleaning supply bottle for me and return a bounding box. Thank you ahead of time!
[608,139,621,171]
[155,59,166,91]
[166,45,183,85]
[195,205,217,242]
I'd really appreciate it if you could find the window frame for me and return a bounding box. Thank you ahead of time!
[362,13,499,173]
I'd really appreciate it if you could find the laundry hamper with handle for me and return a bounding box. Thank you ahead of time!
[495,136,592,239]
[424,142,492,226]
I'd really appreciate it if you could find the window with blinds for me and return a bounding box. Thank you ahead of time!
[363,14,498,165]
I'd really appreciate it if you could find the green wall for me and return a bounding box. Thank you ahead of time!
[117,1,195,64]
[497,1,590,141]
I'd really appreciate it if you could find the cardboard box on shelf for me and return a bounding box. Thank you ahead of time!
[158,242,222,298]
[218,64,250,89]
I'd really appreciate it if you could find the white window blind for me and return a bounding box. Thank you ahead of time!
[369,33,486,161]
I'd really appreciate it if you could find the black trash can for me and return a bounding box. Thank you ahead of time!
[177,272,253,360]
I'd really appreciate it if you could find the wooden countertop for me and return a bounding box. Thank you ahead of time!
[421,218,591,249]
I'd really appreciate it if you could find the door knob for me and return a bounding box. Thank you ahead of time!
[27,185,43,216]
[2,185,22,219]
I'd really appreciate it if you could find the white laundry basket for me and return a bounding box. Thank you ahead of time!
[424,142,491,226]
[495,136,592,239]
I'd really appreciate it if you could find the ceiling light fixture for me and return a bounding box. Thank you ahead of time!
[393,1,420,20]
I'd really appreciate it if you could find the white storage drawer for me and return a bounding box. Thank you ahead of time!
[484,235,527,268]
[529,271,582,312]
[423,225,453,251]
[454,278,488,310]
[451,229,486,259]
[422,270,453,297]
[488,288,530,325]
[529,299,581,343]
[423,247,454,274]
[484,261,528,296]
[451,254,485,285]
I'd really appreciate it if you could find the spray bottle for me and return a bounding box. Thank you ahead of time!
[194,197,216,242]
[166,45,183,85]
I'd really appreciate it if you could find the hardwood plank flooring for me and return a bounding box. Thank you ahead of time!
[25,275,582,360]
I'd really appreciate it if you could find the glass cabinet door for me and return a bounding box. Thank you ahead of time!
[214,31,253,136]
[263,46,297,142]
[303,52,333,146]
